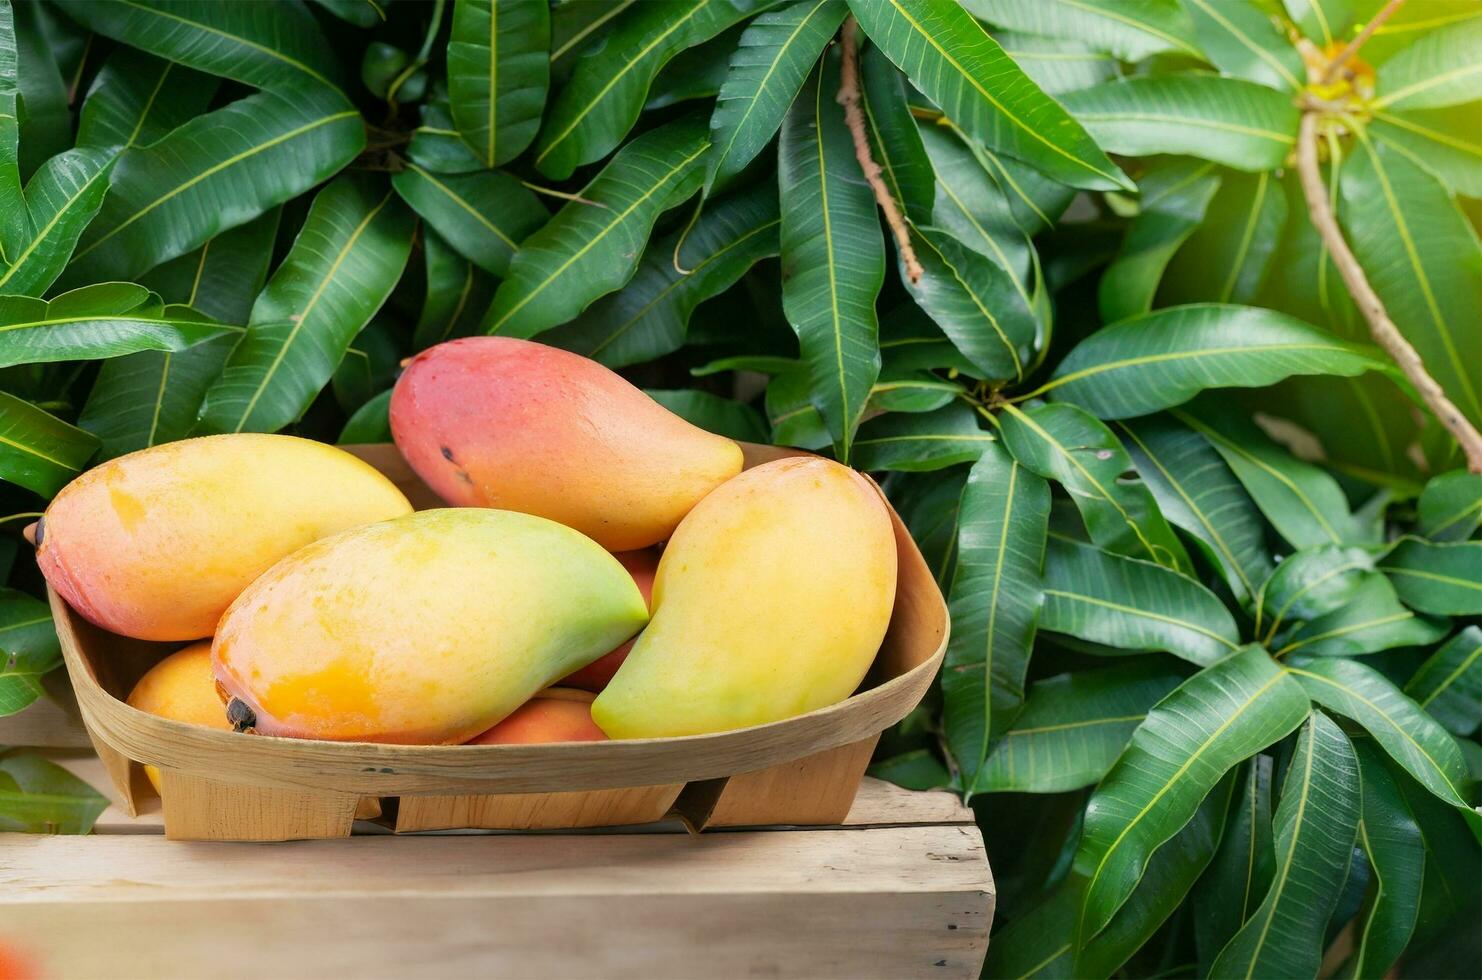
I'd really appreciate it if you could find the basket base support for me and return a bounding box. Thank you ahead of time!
[394,783,684,833]
[674,734,880,831]
[159,771,360,841]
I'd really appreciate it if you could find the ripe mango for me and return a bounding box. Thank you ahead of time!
[125,641,231,793]
[592,457,897,739]
[468,689,607,744]
[561,549,659,692]
[37,435,412,641]
[390,337,743,550]
[213,508,649,744]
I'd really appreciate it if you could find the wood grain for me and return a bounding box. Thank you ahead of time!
[396,783,682,832]
[677,736,880,830]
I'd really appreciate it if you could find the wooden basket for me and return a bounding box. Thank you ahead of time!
[51,443,948,842]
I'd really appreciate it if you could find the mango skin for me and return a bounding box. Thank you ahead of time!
[592,457,897,739]
[37,435,412,641]
[125,641,232,793]
[468,689,607,744]
[561,549,659,692]
[213,508,649,744]
[390,337,744,550]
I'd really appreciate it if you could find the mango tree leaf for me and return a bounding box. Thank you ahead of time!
[765,367,831,450]
[412,231,496,351]
[941,441,1049,791]
[10,1,70,178]
[995,31,1118,96]
[484,116,709,338]
[75,48,217,152]
[1278,576,1449,657]
[1256,545,1378,641]
[542,181,779,367]
[976,661,1185,795]
[0,391,98,497]
[645,388,768,443]
[1368,104,1482,199]
[885,466,967,590]
[850,0,1132,191]
[705,0,845,195]
[549,0,635,81]
[645,25,741,110]
[1381,538,1482,615]
[0,292,235,370]
[1404,626,1482,738]
[0,588,60,716]
[851,403,993,472]
[1040,535,1240,666]
[391,164,546,277]
[0,148,115,296]
[1181,0,1304,91]
[337,388,391,445]
[916,124,1031,297]
[60,0,346,93]
[1283,0,1352,46]
[860,42,934,225]
[0,752,108,834]
[867,748,950,790]
[1073,645,1310,942]
[1062,73,1299,172]
[778,52,883,462]
[195,175,415,435]
[1116,414,1272,606]
[1207,711,1360,979]
[1418,470,1482,542]
[0,1,26,258]
[1192,756,1276,972]
[1161,169,1288,307]
[963,0,1203,62]
[533,0,760,179]
[866,370,960,414]
[1342,739,1425,980]
[1340,134,1482,430]
[1000,401,1191,572]
[62,86,364,285]
[446,0,549,167]
[407,99,485,175]
[1372,16,1482,111]
[310,0,383,27]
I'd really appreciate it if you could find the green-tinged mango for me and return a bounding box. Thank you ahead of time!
[592,457,898,739]
[213,509,649,744]
[37,435,412,641]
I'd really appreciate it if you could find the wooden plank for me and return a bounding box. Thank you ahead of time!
[0,827,993,979]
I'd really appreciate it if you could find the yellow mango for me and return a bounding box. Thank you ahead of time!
[213,509,649,744]
[37,435,412,641]
[125,641,231,793]
[592,457,897,738]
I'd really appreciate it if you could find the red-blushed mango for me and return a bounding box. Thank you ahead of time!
[36,435,412,641]
[389,337,743,550]
[213,509,648,744]
[468,688,607,744]
[125,641,231,793]
[561,549,659,692]
[592,458,897,739]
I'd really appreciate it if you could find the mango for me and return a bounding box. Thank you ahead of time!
[37,435,412,641]
[125,641,232,793]
[561,549,659,692]
[592,457,897,739]
[468,689,607,744]
[213,508,649,744]
[390,337,743,550]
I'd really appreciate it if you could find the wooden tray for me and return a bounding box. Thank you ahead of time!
[51,443,948,841]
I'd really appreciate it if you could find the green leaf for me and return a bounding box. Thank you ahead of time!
[851,403,993,472]
[1278,575,1449,657]
[1160,169,1289,307]
[1181,0,1304,91]
[916,124,1031,297]
[0,148,116,296]
[1381,537,1482,615]
[137,208,283,325]
[310,0,384,28]
[0,588,60,717]
[0,391,99,497]
[484,116,710,338]
[1372,15,1482,110]
[75,47,217,152]
[765,367,831,450]
[60,0,346,93]
[1404,626,1482,738]
[1098,159,1222,324]
[1342,739,1424,980]
[533,0,760,179]
[1061,73,1299,172]
[1256,545,1379,639]
[1207,711,1361,979]
[994,31,1118,96]
[999,401,1191,572]
[542,181,780,367]
[1282,0,1352,46]
[705,0,846,195]
[195,175,415,435]
[1368,104,1482,199]
[549,0,637,81]
[940,441,1049,790]
[0,291,235,370]
[860,42,935,225]
[337,387,391,445]
[407,99,486,175]
[1192,757,1276,972]
[62,86,365,285]
[866,747,951,790]
[1418,470,1482,542]
[0,1,26,259]
[866,370,960,413]
[849,0,1132,191]
[391,164,546,277]
[1040,535,1240,666]
[976,661,1185,795]
[645,388,767,443]
[645,25,741,110]
[0,751,109,834]
[1340,134,1482,430]
[1073,645,1310,942]
[1116,414,1272,606]
[779,52,883,462]
[963,0,1202,62]
[447,0,549,167]
[412,231,497,351]
[332,316,400,416]
[885,466,967,590]
[10,1,70,179]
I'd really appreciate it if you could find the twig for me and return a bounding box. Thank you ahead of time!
[836,17,922,284]
[519,180,607,209]
[1321,0,1405,84]
[1295,110,1482,472]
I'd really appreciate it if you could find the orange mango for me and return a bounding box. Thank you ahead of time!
[125,641,232,792]
[561,549,659,692]
[468,689,607,744]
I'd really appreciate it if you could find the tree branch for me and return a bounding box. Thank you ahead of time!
[836,17,922,284]
[1294,110,1482,472]
[1321,0,1405,85]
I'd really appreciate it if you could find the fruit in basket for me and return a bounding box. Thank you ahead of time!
[126,641,232,792]
[390,337,743,550]
[213,508,648,744]
[592,457,897,739]
[468,689,607,744]
[561,549,659,692]
[35,435,412,641]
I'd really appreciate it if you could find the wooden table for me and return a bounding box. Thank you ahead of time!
[0,707,994,979]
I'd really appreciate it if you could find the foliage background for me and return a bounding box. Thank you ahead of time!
[0,0,1479,975]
